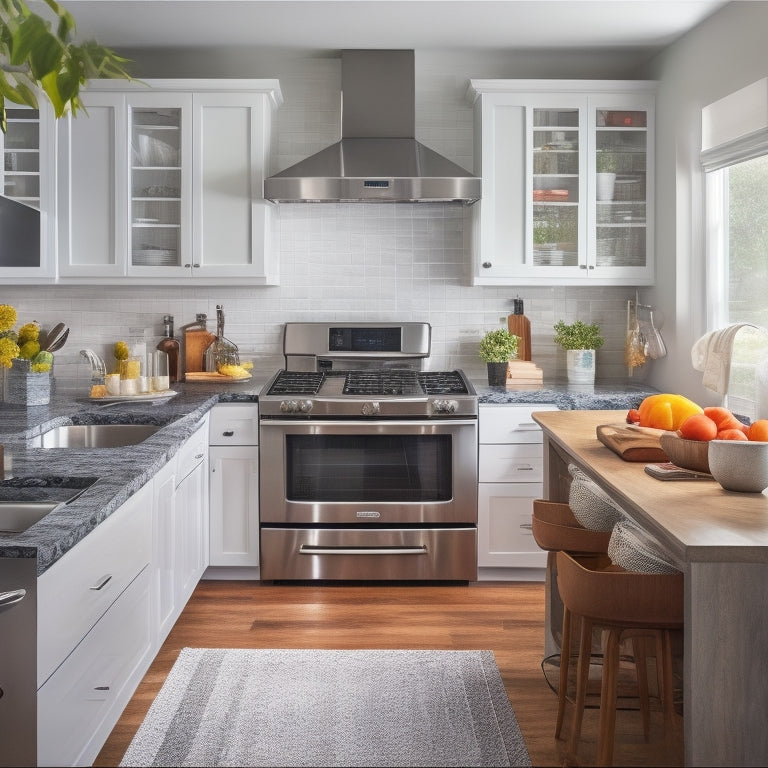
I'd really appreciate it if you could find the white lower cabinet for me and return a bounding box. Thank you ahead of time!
[37,480,154,767]
[37,567,152,767]
[208,404,259,570]
[477,403,558,577]
[35,417,210,766]
[173,418,210,609]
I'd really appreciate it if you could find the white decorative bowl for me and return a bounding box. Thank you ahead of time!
[708,440,768,493]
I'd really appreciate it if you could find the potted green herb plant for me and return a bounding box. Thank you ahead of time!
[479,328,519,386]
[553,320,605,384]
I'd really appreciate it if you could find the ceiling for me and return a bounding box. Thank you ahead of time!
[48,0,728,52]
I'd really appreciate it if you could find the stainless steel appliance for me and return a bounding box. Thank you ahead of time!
[263,50,481,204]
[259,322,478,581]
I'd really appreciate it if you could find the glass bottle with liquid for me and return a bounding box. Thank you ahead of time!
[157,314,180,382]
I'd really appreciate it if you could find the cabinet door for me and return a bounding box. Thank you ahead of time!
[175,459,208,609]
[58,92,127,278]
[589,93,654,283]
[209,446,260,567]
[152,457,177,645]
[127,92,193,278]
[477,483,546,568]
[0,103,56,280]
[192,93,276,283]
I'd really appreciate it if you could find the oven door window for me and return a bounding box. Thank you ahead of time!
[285,434,452,502]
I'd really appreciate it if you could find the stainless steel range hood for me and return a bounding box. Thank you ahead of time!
[264,50,481,204]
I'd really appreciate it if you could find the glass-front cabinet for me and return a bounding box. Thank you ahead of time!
[130,101,188,273]
[0,103,56,280]
[469,80,655,286]
[57,80,282,284]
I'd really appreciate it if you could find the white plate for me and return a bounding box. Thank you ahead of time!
[89,390,177,402]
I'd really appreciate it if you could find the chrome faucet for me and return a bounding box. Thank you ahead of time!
[79,349,106,385]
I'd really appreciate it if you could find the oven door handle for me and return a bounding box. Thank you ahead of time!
[260,419,478,428]
[299,545,428,556]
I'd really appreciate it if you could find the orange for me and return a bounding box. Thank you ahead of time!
[679,413,718,441]
[747,419,768,442]
[716,428,749,441]
[703,406,747,434]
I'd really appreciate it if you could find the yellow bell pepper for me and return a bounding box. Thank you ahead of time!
[637,393,703,431]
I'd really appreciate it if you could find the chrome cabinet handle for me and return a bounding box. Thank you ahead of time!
[222,430,234,437]
[299,545,427,556]
[89,574,112,591]
[0,589,26,610]
[520,522,533,531]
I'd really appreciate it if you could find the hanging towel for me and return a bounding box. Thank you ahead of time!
[691,323,760,394]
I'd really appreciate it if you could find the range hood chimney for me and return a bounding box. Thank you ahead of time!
[264,50,481,203]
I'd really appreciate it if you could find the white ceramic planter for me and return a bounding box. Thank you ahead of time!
[596,172,616,201]
[566,349,596,384]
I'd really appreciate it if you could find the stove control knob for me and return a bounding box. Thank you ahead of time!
[298,399,313,413]
[361,401,380,416]
[433,399,459,414]
[280,399,299,413]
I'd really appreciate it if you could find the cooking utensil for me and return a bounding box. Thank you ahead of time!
[42,322,65,351]
[46,327,69,352]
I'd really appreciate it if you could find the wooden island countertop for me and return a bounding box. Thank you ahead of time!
[533,409,768,767]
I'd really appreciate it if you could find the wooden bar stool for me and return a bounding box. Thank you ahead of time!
[531,500,612,739]
[556,550,684,766]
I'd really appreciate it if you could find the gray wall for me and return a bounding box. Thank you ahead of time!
[647,0,768,406]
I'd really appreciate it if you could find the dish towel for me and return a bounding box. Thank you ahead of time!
[691,323,762,394]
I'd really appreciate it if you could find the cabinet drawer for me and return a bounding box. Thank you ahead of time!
[478,483,546,568]
[479,443,544,483]
[37,482,151,687]
[177,416,209,482]
[479,404,558,444]
[37,566,152,767]
[209,404,259,445]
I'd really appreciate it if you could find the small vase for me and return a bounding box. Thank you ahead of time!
[3,359,52,406]
[486,362,509,387]
[566,349,596,385]
[596,172,616,201]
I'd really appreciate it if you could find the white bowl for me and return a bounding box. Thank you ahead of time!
[708,440,768,493]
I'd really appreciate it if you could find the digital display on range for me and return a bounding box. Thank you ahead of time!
[328,327,402,352]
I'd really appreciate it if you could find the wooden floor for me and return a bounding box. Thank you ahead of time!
[94,580,683,767]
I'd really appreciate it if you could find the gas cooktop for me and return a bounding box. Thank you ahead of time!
[259,368,477,419]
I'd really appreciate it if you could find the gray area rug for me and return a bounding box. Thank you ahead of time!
[120,648,531,767]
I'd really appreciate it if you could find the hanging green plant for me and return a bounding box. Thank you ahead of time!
[0,0,133,131]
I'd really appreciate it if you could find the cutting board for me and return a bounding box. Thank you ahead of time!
[184,329,216,375]
[596,423,670,462]
[185,371,251,383]
[507,314,532,361]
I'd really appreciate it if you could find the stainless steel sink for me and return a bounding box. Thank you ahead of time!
[0,502,60,533]
[33,424,161,448]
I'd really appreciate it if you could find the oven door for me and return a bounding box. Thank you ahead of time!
[259,419,478,525]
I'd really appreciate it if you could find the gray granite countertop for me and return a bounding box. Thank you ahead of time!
[474,378,656,410]
[0,374,653,576]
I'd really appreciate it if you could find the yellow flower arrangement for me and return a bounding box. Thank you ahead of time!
[0,304,53,372]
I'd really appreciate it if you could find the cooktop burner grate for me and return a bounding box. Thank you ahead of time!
[343,370,422,396]
[417,371,469,395]
[267,371,325,395]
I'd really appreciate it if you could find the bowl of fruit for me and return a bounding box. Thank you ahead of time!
[660,407,767,477]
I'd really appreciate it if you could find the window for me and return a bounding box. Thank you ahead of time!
[703,79,768,420]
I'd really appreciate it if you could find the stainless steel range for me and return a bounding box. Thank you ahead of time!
[259,322,478,581]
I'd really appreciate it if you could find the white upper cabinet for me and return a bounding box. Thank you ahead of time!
[468,80,655,286]
[57,79,282,284]
[0,102,56,281]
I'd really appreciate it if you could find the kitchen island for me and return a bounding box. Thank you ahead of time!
[533,409,768,767]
